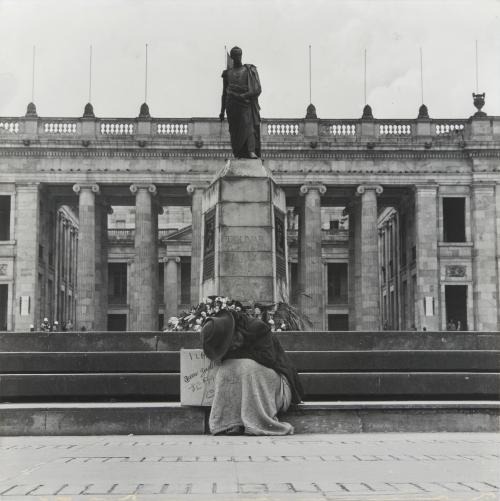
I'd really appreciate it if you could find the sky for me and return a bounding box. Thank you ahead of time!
[0,0,499,119]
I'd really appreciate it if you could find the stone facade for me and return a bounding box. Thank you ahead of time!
[1,107,499,331]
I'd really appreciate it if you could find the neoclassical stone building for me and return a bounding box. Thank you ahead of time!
[0,99,499,331]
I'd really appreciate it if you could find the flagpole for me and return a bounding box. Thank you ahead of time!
[364,48,367,105]
[419,47,424,104]
[475,40,479,93]
[309,44,312,104]
[88,45,92,103]
[31,45,36,102]
[145,43,148,102]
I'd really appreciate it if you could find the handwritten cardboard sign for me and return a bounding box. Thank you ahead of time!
[180,349,220,406]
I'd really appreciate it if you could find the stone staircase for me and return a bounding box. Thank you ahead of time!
[0,331,499,435]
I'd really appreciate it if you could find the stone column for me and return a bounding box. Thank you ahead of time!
[94,203,109,331]
[472,184,498,330]
[347,201,360,330]
[382,221,390,326]
[356,185,383,330]
[73,183,99,331]
[414,184,439,331]
[14,184,40,331]
[54,211,61,322]
[130,184,159,331]
[187,183,207,305]
[72,228,78,324]
[298,183,326,330]
[164,256,180,320]
[394,212,402,330]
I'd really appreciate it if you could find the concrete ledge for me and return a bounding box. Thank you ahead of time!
[1,401,498,436]
[286,401,500,434]
[1,331,499,352]
[0,402,206,436]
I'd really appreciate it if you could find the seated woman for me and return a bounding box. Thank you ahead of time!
[201,309,303,435]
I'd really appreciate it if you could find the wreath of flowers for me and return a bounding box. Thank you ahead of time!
[164,296,309,332]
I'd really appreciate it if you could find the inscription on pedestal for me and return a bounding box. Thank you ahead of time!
[222,234,265,249]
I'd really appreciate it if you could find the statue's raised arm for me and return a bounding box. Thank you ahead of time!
[219,46,261,159]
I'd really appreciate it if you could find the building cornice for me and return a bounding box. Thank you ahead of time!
[2,146,499,161]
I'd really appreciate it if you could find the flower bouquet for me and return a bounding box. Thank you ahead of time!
[164,296,311,332]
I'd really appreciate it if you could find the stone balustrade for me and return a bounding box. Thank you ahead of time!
[1,114,497,145]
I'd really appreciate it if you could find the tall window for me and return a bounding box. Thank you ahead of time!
[443,198,466,242]
[108,263,127,304]
[0,196,10,241]
[327,263,348,304]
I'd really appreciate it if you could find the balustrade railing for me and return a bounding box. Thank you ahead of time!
[378,122,412,136]
[108,228,185,243]
[286,228,348,241]
[434,122,466,136]
[0,121,20,133]
[266,122,301,136]
[326,123,357,136]
[155,121,189,135]
[43,122,78,134]
[100,121,135,135]
[0,115,497,144]
[108,229,134,241]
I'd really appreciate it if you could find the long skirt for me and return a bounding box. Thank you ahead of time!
[209,358,293,436]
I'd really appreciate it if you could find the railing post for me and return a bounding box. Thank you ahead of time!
[81,103,97,140]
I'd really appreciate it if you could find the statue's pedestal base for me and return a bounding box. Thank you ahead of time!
[200,159,288,304]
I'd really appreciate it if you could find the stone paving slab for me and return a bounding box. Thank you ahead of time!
[0,433,498,500]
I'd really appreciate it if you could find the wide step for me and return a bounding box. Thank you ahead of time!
[0,401,498,436]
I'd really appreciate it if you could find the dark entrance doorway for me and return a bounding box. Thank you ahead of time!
[445,285,467,330]
[328,314,349,331]
[107,314,127,331]
[0,284,8,331]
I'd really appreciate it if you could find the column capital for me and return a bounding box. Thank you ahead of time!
[187,182,209,194]
[412,183,438,194]
[163,256,181,263]
[130,183,157,195]
[356,184,383,196]
[73,183,99,195]
[471,182,496,192]
[299,183,327,196]
[15,182,40,192]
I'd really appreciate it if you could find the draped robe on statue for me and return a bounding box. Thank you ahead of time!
[222,64,262,158]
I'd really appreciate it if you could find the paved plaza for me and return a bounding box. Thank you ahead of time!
[0,433,499,500]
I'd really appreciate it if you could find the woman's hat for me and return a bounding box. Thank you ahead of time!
[201,309,235,361]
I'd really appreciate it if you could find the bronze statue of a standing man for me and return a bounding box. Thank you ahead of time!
[219,46,262,159]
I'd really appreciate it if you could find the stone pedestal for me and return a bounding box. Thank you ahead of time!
[200,159,288,304]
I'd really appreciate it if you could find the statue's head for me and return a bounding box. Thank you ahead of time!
[230,46,242,65]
